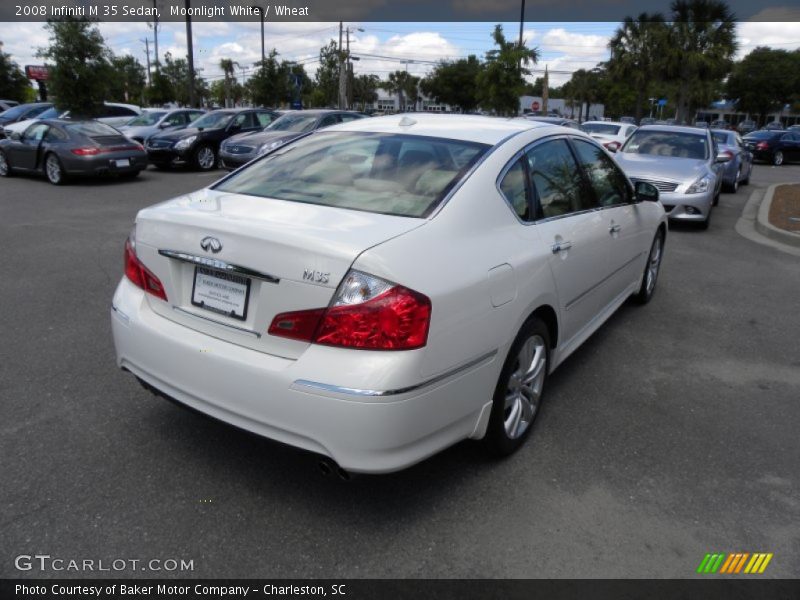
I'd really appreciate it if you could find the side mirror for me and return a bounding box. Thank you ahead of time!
[10,131,21,141]
[634,181,659,203]
[158,122,170,128]
[715,152,731,163]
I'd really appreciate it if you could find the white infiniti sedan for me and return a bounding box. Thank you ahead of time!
[111,114,667,474]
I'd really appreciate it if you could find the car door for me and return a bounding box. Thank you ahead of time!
[569,136,645,300]
[11,122,49,170]
[523,137,611,347]
[736,135,752,177]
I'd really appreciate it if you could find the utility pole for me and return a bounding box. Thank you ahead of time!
[338,21,346,109]
[258,6,265,64]
[141,38,152,87]
[518,0,525,70]
[152,0,160,70]
[185,0,195,107]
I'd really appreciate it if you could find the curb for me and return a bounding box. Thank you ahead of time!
[755,183,800,248]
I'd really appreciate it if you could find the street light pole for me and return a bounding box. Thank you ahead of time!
[185,0,195,107]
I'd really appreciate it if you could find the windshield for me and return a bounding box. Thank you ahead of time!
[127,111,167,126]
[266,113,319,132]
[581,123,621,136]
[191,112,234,129]
[36,107,62,120]
[621,130,709,160]
[65,121,121,136]
[214,132,490,218]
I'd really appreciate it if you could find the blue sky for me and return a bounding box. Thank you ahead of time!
[2,19,797,89]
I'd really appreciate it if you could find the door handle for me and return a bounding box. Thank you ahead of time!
[551,241,572,254]
[609,224,621,234]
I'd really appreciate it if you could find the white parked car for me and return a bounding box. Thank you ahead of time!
[580,120,638,152]
[111,115,667,474]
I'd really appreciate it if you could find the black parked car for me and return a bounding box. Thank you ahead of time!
[0,119,147,184]
[145,108,279,170]
[743,130,800,166]
[219,109,367,170]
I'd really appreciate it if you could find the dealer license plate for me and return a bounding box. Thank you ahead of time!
[191,267,251,321]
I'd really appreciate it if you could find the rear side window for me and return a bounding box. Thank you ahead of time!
[213,131,489,218]
[498,158,530,220]
[526,139,593,218]
[65,121,120,136]
[255,111,275,127]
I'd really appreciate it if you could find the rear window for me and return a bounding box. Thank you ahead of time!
[214,132,490,218]
[65,121,121,136]
[581,123,621,136]
[744,131,777,140]
[621,130,708,160]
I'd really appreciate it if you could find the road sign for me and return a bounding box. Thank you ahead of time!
[25,65,50,81]
[657,98,667,107]
[531,101,540,111]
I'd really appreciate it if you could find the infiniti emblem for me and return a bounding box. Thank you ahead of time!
[200,236,222,254]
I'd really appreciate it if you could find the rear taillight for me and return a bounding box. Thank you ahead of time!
[268,270,431,350]
[603,141,621,152]
[722,150,734,160]
[756,142,769,150]
[124,238,167,301]
[71,147,100,156]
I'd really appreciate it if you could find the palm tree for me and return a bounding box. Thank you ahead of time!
[383,70,410,112]
[219,58,240,107]
[608,13,668,123]
[665,0,737,123]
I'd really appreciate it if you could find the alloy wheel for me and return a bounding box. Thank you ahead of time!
[197,146,215,170]
[503,335,546,439]
[645,234,663,296]
[0,152,8,176]
[774,151,783,166]
[46,155,62,184]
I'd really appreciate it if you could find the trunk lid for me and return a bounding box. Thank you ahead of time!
[133,188,426,359]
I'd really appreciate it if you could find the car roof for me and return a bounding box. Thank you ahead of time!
[636,124,709,135]
[330,113,552,145]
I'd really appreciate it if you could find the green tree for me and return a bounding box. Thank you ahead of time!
[247,49,291,107]
[313,41,340,107]
[351,74,379,109]
[381,70,412,111]
[476,24,539,116]
[420,55,483,112]
[665,0,737,123]
[0,49,31,102]
[107,55,146,104]
[727,47,798,125]
[37,18,112,116]
[218,58,240,107]
[608,13,668,123]
[147,69,173,106]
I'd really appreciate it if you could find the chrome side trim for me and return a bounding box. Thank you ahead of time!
[158,250,280,284]
[294,350,498,397]
[172,306,262,338]
[565,251,645,310]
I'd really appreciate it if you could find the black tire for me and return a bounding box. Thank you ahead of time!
[699,209,711,230]
[0,150,11,177]
[634,229,664,304]
[44,153,65,185]
[723,167,740,193]
[741,167,750,185]
[773,151,784,166]
[193,144,217,171]
[484,317,550,457]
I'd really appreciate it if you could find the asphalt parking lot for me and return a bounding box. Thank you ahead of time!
[1,162,799,579]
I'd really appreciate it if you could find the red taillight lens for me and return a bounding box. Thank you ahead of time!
[71,147,100,156]
[756,142,769,150]
[268,272,431,350]
[124,238,168,301]
[722,150,734,160]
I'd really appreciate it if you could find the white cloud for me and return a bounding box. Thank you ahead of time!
[735,21,800,60]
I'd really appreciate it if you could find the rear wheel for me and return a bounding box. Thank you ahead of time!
[773,151,784,166]
[724,167,740,193]
[44,153,65,185]
[484,318,550,457]
[634,229,664,304]
[0,150,11,176]
[193,144,216,171]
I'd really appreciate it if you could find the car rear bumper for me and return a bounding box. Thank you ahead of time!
[63,152,147,175]
[110,278,496,473]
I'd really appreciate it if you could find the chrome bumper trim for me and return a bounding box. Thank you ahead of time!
[158,249,280,284]
[294,350,498,397]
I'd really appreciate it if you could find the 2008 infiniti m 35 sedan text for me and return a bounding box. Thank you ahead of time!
[111,115,667,474]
